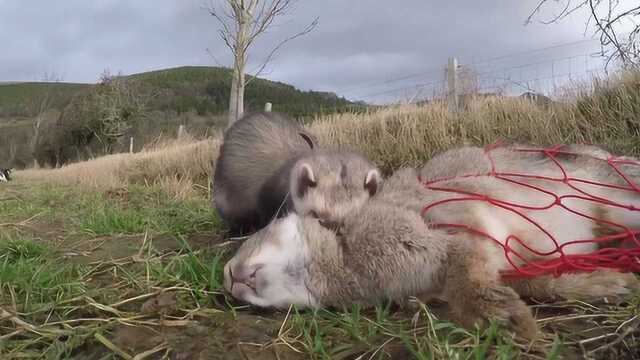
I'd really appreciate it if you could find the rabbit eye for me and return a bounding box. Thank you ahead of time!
[309,210,319,219]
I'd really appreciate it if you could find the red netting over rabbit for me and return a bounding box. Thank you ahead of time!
[419,143,640,280]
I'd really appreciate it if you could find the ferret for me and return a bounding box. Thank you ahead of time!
[289,150,381,231]
[212,111,382,234]
[223,144,640,338]
[213,111,317,234]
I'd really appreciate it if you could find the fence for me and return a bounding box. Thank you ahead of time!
[340,37,618,107]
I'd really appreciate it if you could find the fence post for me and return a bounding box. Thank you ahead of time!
[177,125,185,139]
[446,57,459,112]
[264,102,272,112]
[129,137,134,154]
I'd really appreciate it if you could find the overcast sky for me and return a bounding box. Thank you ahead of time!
[0,1,613,102]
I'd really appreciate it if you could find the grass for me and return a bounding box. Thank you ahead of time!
[2,70,640,358]
[17,136,218,199]
[0,184,232,358]
[0,236,88,313]
[0,180,638,358]
[1,183,221,236]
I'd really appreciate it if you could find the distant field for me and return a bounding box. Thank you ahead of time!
[0,82,89,118]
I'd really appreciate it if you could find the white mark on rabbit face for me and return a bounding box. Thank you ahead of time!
[224,213,318,308]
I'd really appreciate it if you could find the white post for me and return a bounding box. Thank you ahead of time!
[129,137,134,153]
[447,57,459,112]
[264,102,272,112]
[177,125,185,139]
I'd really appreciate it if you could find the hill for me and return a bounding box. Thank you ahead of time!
[0,66,360,121]
[0,82,89,118]
[0,66,364,168]
[126,66,360,117]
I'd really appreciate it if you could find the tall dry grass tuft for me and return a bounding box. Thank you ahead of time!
[15,69,640,195]
[307,95,628,174]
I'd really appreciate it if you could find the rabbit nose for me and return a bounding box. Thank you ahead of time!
[229,263,264,290]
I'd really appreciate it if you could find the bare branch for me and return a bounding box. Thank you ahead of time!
[525,0,551,25]
[205,48,225,67]
[589,0,628,64]
[247,16,318,83]
[527,0,640,67]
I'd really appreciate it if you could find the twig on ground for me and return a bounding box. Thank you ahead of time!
[94,332,133,359]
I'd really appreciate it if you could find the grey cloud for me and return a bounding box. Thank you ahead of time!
[0,1,605,102]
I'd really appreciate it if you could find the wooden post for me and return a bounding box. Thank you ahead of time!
[264,102,272,112]
[129,137,134,153]
[446,57,459,112]
[177,125,185,139]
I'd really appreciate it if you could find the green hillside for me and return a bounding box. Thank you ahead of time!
[0,82,89,118]
[0,66,360,120]
[0,66,363,169]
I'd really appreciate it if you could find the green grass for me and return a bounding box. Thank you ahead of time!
[1,182,638,359]
[0,235,88,312]
[283,304,532,360]
[0,184,230,357]
[76,187,221,236]
[0,183,222,236]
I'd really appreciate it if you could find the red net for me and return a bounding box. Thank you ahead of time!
[419,142,640,280]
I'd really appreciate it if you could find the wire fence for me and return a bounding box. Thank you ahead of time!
[344,37,621,105]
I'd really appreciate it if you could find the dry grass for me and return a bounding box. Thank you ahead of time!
[309,95,637,175]
[15,70,640,196]
[17,135,219,199]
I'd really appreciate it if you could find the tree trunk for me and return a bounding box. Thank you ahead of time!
[227,64,245,127]
[226,4,251,128]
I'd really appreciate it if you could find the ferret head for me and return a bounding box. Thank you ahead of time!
[223,213,322,308]
[290,151,382,230]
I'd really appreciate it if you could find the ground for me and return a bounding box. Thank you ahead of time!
[1,181,638,359]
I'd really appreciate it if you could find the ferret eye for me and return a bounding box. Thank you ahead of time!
[319,219,342,233]
[309,210,319,218]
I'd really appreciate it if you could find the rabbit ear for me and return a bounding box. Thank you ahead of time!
[293,162,317,198]
[364,169,381,196]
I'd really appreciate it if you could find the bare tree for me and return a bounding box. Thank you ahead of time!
[527,1,640,67]
[207,0,318,126]
[31,71,63,167]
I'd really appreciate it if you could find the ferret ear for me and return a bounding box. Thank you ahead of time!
[364,169,381,196]
[298,132,316,149]
[294,163,317,198]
